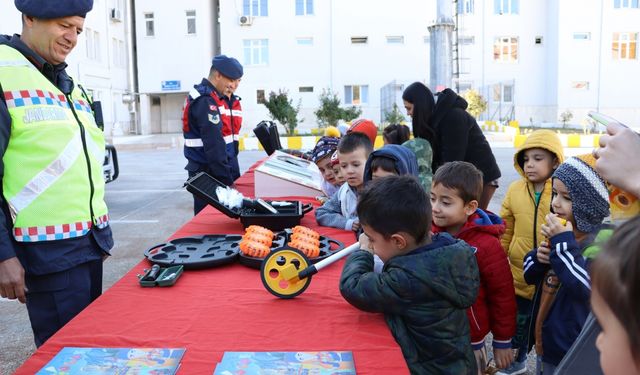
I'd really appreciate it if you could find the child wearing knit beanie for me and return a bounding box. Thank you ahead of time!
[523,153,614,374]
[311,136,340,197]
[330,150,345,185]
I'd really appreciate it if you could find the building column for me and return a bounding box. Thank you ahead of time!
[428,0,455,91]
[139,94,151,135]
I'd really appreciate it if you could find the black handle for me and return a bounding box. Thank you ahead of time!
[105,144,119,182]
[301,203,313,214]
[142,264,161,281]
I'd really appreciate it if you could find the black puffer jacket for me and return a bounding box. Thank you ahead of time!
[431,89,501,183]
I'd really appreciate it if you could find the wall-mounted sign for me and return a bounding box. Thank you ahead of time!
[161,80,181,91]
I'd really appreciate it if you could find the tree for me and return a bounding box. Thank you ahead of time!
[383,103,406,125]
[314,89,362,127]
[461,89,487,119]
[262,89,300,135]
[559,109,573,129]
[342,106,363,123]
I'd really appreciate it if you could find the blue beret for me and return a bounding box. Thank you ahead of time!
[211,55,243,80]
[15,0,93,18]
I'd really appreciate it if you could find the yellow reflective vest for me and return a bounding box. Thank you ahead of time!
[0,44,109,242]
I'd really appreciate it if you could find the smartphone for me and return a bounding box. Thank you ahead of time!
[587,111,627,129]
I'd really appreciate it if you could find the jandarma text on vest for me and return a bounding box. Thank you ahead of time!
[23,107,68,123]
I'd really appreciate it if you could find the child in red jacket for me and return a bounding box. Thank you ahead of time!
[431,161,517,374]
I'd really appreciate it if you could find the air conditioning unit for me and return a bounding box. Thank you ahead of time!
[238,15,253,26]
[110,8,122,22]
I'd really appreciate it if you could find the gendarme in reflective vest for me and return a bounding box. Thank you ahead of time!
[0,44,109,242]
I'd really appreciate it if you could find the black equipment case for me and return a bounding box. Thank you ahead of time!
[184,172,313,231]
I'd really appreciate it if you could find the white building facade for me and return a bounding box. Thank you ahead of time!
[8,1,636,135]
[455,0,640,126]
[219,0,433,133]
[133,0,220,134]
[0,0,134,140]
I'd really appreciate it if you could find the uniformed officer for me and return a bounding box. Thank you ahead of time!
[182,55,243,215]
[0,0,114,346]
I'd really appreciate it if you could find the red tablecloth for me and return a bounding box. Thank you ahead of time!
[15,163,409,374]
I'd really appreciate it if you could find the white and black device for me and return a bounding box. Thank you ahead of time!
[255,198,278,214]
[241,198,278,214]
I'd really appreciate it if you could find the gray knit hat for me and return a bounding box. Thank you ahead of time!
[552,154,609,232]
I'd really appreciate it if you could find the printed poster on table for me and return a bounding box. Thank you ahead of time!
[35,347,185,374]
[213,351,356,374]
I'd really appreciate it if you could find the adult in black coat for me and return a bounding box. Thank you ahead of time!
[402,82,501,209]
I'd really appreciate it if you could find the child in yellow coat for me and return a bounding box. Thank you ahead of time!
[498,130,564,374]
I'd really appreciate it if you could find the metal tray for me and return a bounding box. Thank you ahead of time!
[144,234,242,270]
[238,231,344,269]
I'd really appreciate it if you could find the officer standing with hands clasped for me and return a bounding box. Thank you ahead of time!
[0,0,113,346]
[182,55,244,215]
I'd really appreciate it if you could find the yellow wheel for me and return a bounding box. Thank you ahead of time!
[261,247,312,299]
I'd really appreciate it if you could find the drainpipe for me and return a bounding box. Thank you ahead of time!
[125,0,140,134]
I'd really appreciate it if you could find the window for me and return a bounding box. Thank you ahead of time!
[344,85,369,105]
[493,36,518,62]
[299,86,314,93]
[119,40,126,67]
[503,84,513,102]
[493,84,514,102]
[295,0,314,15]
[494,0,519,14]
[243,0,268,17]
[614,0,639,8]
[386,36,404,44]
[296,37,313,46]
[612,32,637,59]
[111,39,126,67]
[243,39,269,66]
[112,37,119,66]
[93,30,101,61]
[457,82,473,93]
[351,36,368,44]
[458,58,472,74]
[573,32,591,40]
[535,36,543,45]
[144,13,154,37]
[186,10,196,35]
[85,28,100,61]
[457,0,474,14]
[256,89,265,104]
[459,35,475,45]
[85,27,94,59]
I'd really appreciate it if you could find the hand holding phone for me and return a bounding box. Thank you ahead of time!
[592,115,640,196]
[588,111,628,130]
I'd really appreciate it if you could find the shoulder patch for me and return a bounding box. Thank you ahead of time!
[208,113,221,125]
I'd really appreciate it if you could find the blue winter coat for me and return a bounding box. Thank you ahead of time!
[523,226,613,366]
